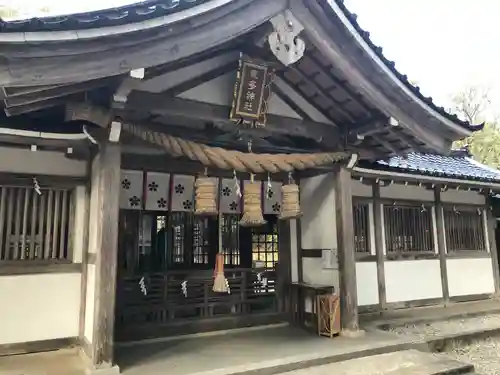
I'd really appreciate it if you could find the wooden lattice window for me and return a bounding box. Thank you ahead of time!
[0,186,72,261]
[353,202,370,253]
[221,214,240,266]
[384,203,434,253]
[252,217,279,269]
[444,206,486,252]
[169,212,213,267]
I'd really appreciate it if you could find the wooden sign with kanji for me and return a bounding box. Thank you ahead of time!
[230,56,273,127]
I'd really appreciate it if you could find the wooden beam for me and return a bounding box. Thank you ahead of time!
[370,134,399,155]
[90,142,121,371]
[373,181,386,309]
[5,94,82,117]
[391,129,426,152]
[334,166,360,333]
[125,94,340,147]
[65,102,112,128]
[4,78,115,108]
[306,50,373,113]
[434,186,449,303]
[486,199,500,295]
[112,75,143,109]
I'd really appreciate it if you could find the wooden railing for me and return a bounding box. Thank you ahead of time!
[115,268,278,329]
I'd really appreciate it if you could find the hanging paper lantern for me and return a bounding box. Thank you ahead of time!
[239,181,266,227]
[279,183,301,219]
[194,176,218,216]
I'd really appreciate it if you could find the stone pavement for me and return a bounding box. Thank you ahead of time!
[276,350,475,375]
[0,348,84,375]
[4,299,500,375]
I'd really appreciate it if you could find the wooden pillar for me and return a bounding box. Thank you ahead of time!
[373,181,387,310]
[434,186,450,303]
[334,166,359,333]
[278,220,292,313]
[86,142,121,374]
[486,199,500,294]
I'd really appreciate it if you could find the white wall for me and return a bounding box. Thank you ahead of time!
[385,260,443,303]
[300,173,340,289]
[356,262,379,306]
[0,146,87,176]
[0,146,88,346]
[0,273,81,345]
[447,258,495,297]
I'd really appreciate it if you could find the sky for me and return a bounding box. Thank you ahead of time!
[2,0,499,118]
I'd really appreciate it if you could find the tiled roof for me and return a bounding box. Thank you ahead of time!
[0,0,209,32]
[370,150,500,182]
[332,0,479,132]
[0,0,480,133]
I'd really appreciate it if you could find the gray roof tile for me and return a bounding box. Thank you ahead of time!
[371,151,500,182]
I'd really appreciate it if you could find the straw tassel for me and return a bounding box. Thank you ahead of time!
[279,183,301,220]
[239,177,266,227]
[194,171,218,216]
[213,213,229,293]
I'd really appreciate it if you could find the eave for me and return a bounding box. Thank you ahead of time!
[0,0,481,157]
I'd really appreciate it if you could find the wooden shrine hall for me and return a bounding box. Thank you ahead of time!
[0,0,484,374]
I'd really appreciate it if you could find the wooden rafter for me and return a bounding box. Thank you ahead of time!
[306,50,374,114]
[123,94,340,147]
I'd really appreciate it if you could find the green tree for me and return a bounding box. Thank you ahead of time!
[0,6,18,19]
[452,85,500,169]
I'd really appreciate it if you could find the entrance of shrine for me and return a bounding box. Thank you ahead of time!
[114,171,290,342]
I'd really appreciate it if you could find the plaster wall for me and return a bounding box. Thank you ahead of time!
[355,262,379,306]
[0,273,81,345]
[447,258,495,297]
[385,260,443,303]
[0,148,87,345]
[299,173,339,290]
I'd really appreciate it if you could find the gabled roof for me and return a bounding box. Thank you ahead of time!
[365,149,500,183]
[0,0,482,155]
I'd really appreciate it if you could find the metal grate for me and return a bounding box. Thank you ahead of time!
[353,202,370,253]
[384,203,434,253]
[444,207,486,252]
[0,186,72,261]
[221,214,240,266]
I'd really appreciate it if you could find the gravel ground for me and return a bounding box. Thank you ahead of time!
[386,314,500,374]
[447,338,500,375]
[387,313,500,340]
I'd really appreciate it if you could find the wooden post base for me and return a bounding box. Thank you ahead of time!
[84,364,120,375]
[340,329,366,339]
